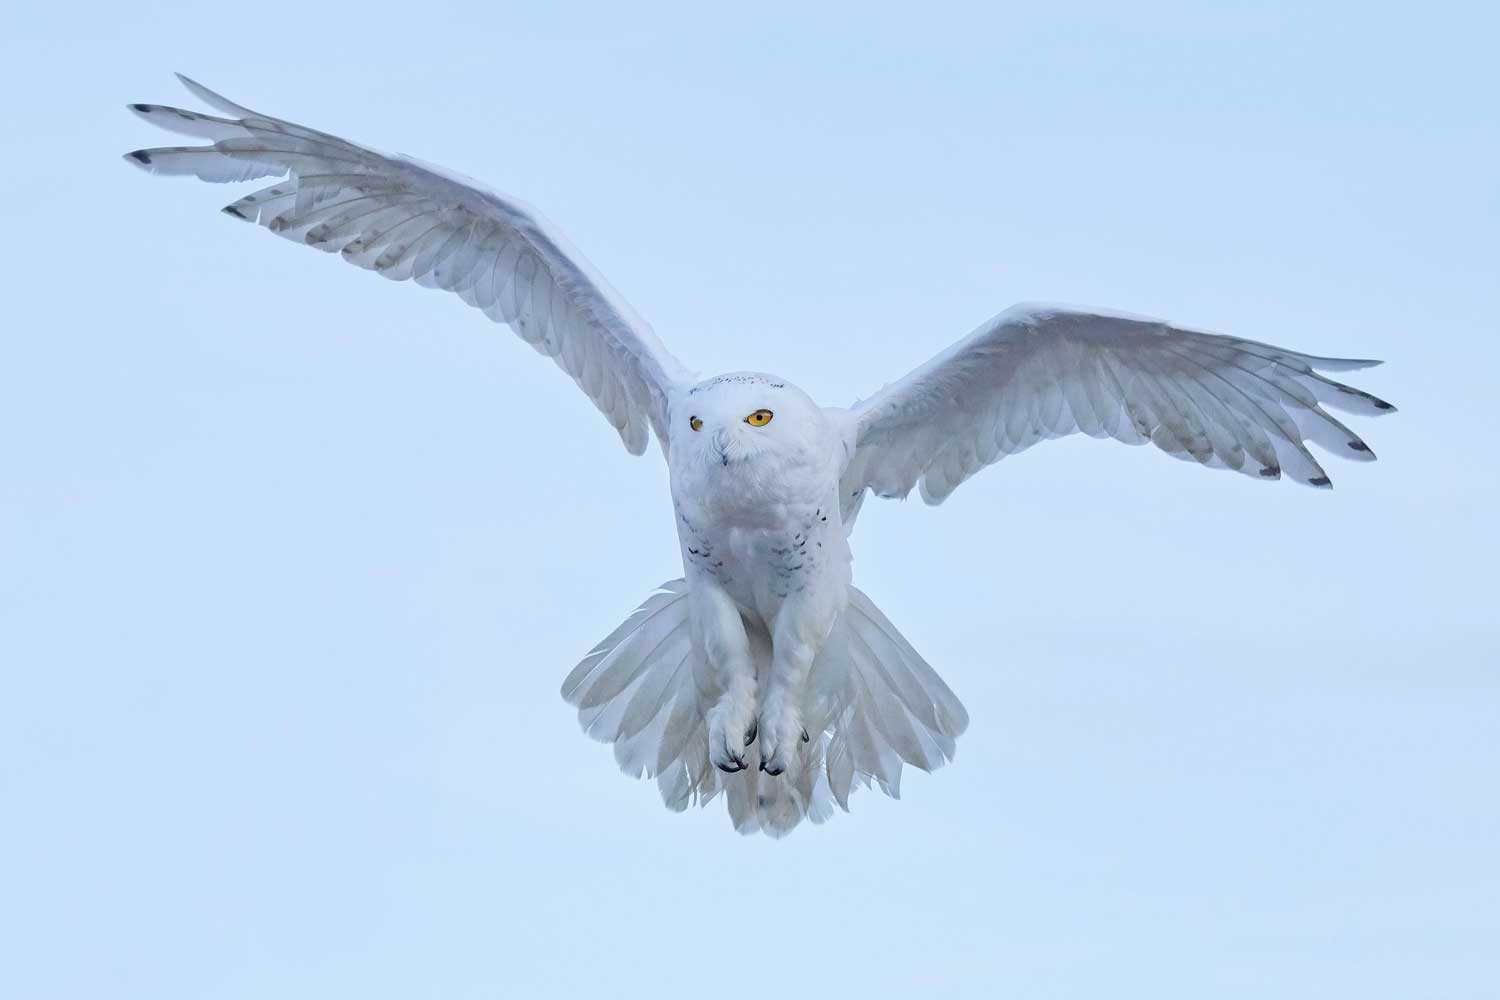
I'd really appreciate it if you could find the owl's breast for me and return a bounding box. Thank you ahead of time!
[670,442,831,530]
[670,451,850,622]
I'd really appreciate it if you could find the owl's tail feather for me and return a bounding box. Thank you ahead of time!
[561,580,969,837]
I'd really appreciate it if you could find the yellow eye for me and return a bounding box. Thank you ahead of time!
[745,409,773,427]
[689,416,703,432]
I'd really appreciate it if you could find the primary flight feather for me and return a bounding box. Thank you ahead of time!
[126,76,1396,836]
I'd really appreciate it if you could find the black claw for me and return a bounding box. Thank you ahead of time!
[744,722,758,747]
[801,727,810,743]
[716,759,745,774]
[758,759,766,772]
[763,764,785,777]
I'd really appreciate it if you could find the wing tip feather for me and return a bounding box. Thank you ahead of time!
[174,72,254,117]
[1317,356,1384,371]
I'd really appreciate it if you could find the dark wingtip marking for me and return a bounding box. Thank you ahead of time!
[1348,441,1369,452]
[1259,465,1281,478]
[1373,399,1395,411]
[1309,476,1332,487]
[221,205,248,220]
[130,103,153,113]
[127,149,151,164]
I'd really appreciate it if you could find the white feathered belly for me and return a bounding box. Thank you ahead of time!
[673,493,850,628]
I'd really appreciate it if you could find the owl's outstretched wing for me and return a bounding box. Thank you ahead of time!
[124,75,693,454]
[839,302,1395,517]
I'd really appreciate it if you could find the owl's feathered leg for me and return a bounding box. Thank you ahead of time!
[758,591,846,776]
[691,583,759,773]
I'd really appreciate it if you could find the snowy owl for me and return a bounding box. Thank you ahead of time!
[125,77,1396,837]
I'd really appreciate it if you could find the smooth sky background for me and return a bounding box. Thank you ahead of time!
[3,3,1497,998]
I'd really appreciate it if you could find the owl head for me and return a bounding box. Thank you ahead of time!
[671,372,826,468]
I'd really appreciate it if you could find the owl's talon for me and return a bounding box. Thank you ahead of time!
[744,721,758,747]
[708,689,757,774]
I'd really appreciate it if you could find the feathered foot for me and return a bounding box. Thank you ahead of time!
[756,694,811,777]
[707,689,757,773]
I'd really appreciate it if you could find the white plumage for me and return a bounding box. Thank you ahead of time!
[126,76,1396,837]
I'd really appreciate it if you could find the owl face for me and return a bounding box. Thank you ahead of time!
[674,373,823,468]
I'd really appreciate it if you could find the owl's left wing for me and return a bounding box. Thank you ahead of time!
[839,303,1395,517]
[124,75,693,454]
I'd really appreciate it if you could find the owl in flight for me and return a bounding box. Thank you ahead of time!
[126,76,1395,836]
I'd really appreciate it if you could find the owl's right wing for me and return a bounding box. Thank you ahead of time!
[124,74,694,454]
[839,303,1395,519]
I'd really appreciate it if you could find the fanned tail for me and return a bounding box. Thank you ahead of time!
[561,581,968,837]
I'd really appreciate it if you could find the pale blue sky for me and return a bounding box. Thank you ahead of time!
[3,3,1497,998]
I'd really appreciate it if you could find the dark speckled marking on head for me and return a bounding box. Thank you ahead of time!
[688,374,787,395]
